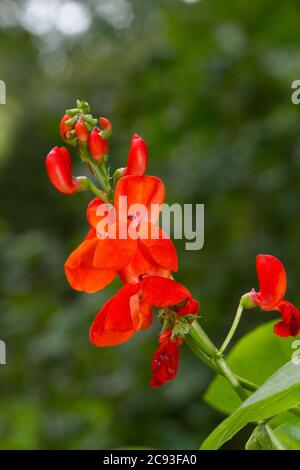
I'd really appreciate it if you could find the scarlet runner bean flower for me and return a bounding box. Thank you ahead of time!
[46,146,81,195]
[64,175,177,293]
[245,254,300,337]
[89,276,197,347]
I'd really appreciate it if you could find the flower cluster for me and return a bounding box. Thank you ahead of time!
[46,100,199,388]
[244,254,300,337]
[46,100,300,389]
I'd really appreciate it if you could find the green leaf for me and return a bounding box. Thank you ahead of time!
[205,320,296,415]
[246,424,284,450]
[273,424,300,450]
[201,361,300,450]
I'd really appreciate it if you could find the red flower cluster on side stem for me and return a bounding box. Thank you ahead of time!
[46,100,300,389]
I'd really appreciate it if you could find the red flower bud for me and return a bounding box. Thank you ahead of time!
[99,117,112,135]
[150,341,179,388]
[75,115,89,143]
[125,134,148,176]
[60,114,73,141]
[88,127,109,161]
[46,146,80,195]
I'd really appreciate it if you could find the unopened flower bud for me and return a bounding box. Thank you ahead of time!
[75,115,89,144]
[46,146,81,195]
[60,114,74,142]
[125,134,148,176]
[99,117,112,139]
[88,127,109,161]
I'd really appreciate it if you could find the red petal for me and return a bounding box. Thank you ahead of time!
[64,237,115,293]
[150,341,179,388]
[130,294,153,331]
[176,298,200,316]
[138,223,178,272]
[86,198,115,230]
[273,321,291,338]
[114,175,165,224]
[142,276,192,307]
[274,301,300,337]
[252,254,287,310]
[93,225,137,271]
[89,284,140,347]
[85,228,96,240]
[119,246,171,284]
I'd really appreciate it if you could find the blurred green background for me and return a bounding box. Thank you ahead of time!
[0,0,300,450]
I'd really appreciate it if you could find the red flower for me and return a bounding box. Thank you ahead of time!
[250,254,300,337]
[89,276,193,347]
[46,146,80,195]
[64,175,178,293]
[150,340,179,388]
[250,254,286,310]
[125,134,148,176]
[88,127,109,161]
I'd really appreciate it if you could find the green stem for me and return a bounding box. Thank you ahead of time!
[215,356,248,400]
[189,321,247,400]
[188,322,300,419]
[219,300,244,354]
[79,146,113,202]
[77,177,110,202]
[185,335,219,373]
[235,375,257,392]
[189,321,218,357]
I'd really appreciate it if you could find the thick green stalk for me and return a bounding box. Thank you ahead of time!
[188,321,247,400]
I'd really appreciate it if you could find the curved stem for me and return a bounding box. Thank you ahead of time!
[219,300,244,354]
[77,177,110,202]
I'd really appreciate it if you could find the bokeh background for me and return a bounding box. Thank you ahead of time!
[0,0,300,450]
